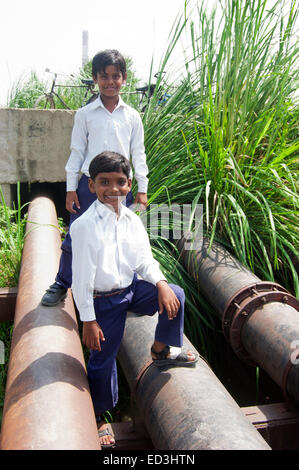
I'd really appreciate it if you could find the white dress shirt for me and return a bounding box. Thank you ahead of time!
[65,96,148,193]
[70,199,166,322]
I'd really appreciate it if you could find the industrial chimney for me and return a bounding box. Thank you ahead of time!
[82,30,89,67]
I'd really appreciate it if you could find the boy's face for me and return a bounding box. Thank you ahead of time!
[93,65,127,99]
[88,171,132,213]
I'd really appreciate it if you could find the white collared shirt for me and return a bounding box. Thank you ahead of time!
[70,199,166,322]
[65,96,148,193]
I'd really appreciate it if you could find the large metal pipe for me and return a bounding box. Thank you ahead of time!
[118,312,270,450]
[177,236,299,406]
[0,197,100,450]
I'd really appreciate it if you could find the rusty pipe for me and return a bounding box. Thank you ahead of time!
[118,312,270,450]
[0,197,100,450]
[177,236,299,406]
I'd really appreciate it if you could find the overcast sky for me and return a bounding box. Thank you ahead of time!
[0,0,200,105]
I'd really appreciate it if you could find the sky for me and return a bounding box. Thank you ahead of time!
[0,0,198,106]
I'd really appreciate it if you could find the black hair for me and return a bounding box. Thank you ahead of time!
[89,152,131,180]
[92,49,127,78]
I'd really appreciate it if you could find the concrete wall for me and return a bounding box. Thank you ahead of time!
[0,108,75,184]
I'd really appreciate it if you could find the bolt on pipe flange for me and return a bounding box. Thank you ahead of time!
[222,282,299,366]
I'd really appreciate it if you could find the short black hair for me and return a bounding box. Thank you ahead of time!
[89,152,131,180]
[92,50,127,78]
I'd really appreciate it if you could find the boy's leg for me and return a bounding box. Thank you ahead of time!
[87,293,129,414]
[129,280,197,365]
[125,190,133,208]
[128,279,184,347]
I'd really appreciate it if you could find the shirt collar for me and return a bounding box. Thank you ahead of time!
[89,95,126,111]
[94,198,130,220]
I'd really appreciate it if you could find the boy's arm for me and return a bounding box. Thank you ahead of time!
[70,219,97,322]
[134,192,147,210]
[156,280,180,320]
[65,110,88,194]
[82,321,105,351]
[130,113,148,202]
[70,220,106,350]
[134,218,180,319]
[66,191,80,214]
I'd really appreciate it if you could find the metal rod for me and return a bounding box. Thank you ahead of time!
[177,236,299,406]
[0,197,100,450]
[118,312,270,450]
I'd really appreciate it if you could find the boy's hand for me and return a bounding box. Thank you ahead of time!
[134,192,148,210]
[66,191,80,214]
[82,320,105,351]
[156,280,180,320]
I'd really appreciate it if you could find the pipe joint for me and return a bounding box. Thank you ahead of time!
[222,282,299,366]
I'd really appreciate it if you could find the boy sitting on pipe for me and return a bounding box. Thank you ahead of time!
[70,151,197,448]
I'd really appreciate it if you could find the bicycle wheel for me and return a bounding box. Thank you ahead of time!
[34,94,55,109]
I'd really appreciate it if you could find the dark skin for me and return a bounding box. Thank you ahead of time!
[66,65,147,216]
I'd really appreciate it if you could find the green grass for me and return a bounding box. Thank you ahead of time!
[0,184,27,287]
[139,0,298,303]
[7,72,47,109]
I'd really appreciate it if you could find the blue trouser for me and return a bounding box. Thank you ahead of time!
[55,175,134,288]
[88,276,185,414]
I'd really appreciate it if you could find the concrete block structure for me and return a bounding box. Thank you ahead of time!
[0,108,75,206]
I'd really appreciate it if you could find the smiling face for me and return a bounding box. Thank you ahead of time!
[93,65,127,100]
[88,171,132,214]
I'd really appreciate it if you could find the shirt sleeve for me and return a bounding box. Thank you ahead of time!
[130,112,149,194]
[134,217,167,285]
[70,218,97,322]
[65,109,88,192]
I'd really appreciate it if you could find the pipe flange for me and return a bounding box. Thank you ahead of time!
[222,282,288,342]
[222,282,298,366]
[229,290,299,365]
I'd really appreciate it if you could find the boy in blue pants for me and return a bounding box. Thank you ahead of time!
[70,152,198,447]
[42,49,148,306]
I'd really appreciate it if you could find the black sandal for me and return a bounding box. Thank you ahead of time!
[151,345,198,367]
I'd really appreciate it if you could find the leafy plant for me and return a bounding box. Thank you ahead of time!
[0,184,27,287]
[7,72,46,109]
[140,0,298,300]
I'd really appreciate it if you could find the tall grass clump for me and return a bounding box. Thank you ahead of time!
[142,0,298,302]
[0,184,27,287]
[7,72,47,108]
